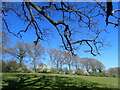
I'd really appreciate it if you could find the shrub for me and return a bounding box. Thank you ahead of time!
[89,72,112,77]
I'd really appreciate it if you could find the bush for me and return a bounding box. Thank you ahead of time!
[89,72,111,77]
[1,60,29,73]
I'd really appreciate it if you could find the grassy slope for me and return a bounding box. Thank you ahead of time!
[1,73,119,90]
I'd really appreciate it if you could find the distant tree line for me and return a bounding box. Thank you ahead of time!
[1,31,119,77]
[48,49,105,74]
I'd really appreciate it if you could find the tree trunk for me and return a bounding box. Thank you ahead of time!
[56,61,59,70]
[33,58,36,73]
[19,57,23,68]
[98,69,102,73]
[68,64,71,70]
[75,65,78,70]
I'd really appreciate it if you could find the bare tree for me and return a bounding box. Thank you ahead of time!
[81,57,105,73]
[1,30,11,61]
[6,42,27,68]
[72,54,81,70]
[48,49,65,72]
[64,52,73,70]
[2,1,119,56]
[81,58,92,72]
[107,67,120,77]
[2,31,10,49]
[26,43,44,72]
[48,49,82,71]
[95,60,105,73]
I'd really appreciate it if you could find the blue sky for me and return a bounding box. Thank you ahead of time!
[3,2,119,69]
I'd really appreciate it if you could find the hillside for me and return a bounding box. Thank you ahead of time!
[1,73,119,90]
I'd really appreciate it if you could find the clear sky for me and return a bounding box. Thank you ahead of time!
[3,2,119,70]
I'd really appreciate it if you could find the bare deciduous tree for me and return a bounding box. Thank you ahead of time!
[72,54,81,70]
[26,43,44,72]
[81,57,105,73]
[48,49,65,72]
[2,1,119,56]
[6,42,27,68]
[64,52,73,70]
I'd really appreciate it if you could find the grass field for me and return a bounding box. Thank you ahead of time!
[1,73,120,90]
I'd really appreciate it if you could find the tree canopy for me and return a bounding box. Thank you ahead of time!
[2,1,119,55]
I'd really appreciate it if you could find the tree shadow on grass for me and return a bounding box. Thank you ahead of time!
[2,74,44,89]
[2,74,120,90]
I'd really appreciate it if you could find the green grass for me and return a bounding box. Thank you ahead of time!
[1,73,120,90]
